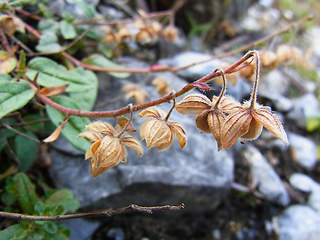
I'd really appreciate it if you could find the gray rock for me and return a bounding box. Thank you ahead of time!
[287,93,320,128]
[48,0,99,18]
[255,131,289,153]
[107,228,125,240]
[290,173,320,212]
[290,173,320,193]
[260,70,290,97]
[240,145,290,206]
[273,205,320,240]
[160,51,221,81]
[288,133,318,170]
[62,219,100,240]
[261,94,293,113]
[49,58,234,211]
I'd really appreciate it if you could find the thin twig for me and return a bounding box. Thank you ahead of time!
[14,8,43,21]
[10,35,34,54]
[26,28,90,57]
[0,27,12,55]
[1,123,40,143]
[0,203,185,221]
[0,118,50,129]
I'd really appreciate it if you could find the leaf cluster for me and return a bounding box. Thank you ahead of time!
[0,173,79,240]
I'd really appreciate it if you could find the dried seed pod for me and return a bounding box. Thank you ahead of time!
[221,51,288,149]
[215,63,238,86]
[122,84,148,105]
[117,27,131,42]
[148,21,162,36]
[79,119,143,177]
[0,15,25,36]
[135,29,153,44]
[239,60,255,82]
[163,26,178,42]
[276,44,292,62]
[176,88,240,150]
[152,77,170,95]
[175,94,212,115]
[291,46,306,67]
[260,51,278,70]
[139,107,187,150]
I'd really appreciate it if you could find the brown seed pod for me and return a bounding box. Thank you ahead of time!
[260,51,278,70]
[276,44,292,63]
[152,77,170,95]
[122,84,148,105]
[239,60,256,82]
[215,63,238,86]
[78,120,143,177]
[147,21,162,36]
[135,29,154,44]
[162,26,178,42]
[139,107,187,150]
[117,27,131,42]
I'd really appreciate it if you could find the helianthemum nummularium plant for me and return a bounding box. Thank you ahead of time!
[79,105,143,177]
[139,91,187,150]
[221,51,288,148]
[175,69,240,150]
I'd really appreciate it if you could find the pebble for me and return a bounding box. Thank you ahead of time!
[287,93,320,129]
[288,133,318,171]
[241,145,290,206]
[273,205,320,240]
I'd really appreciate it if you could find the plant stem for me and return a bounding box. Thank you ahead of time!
[30,52,254,118]
[164,91,176,121]
[116,104,133,137]
[0,203,184,221]
[213,68,227,108]
[250,51,261,109]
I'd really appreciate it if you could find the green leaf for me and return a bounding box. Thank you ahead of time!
[306,116,320,132]
[14,131,38,171]
[14,228,29,239]
[0,82,36,119]
[0,74,12,82]
[46,96,91,151]
[17,50,26,76]
[14,173,38,214]
[0,224,22,240]
[45,189,80,214]
[82,54,130,78]
[1,191,17,206]
[26,57,98,110]
[36,32,61,53]
[43,222,58,234]
[34,202,45,216]
[60,20,77,39]
[74,0,96,17]
[38,19,59,33]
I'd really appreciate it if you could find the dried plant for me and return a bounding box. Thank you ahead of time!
[79,105,143,177]
[176,69,240,150]
[222,51,288,149]
[139,92,187,150]
[122,83,149,105]
[152,77,170,95]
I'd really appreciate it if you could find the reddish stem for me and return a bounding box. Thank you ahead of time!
[31,52,254,118]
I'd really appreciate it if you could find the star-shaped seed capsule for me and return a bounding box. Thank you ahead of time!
[79,107,143,177]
